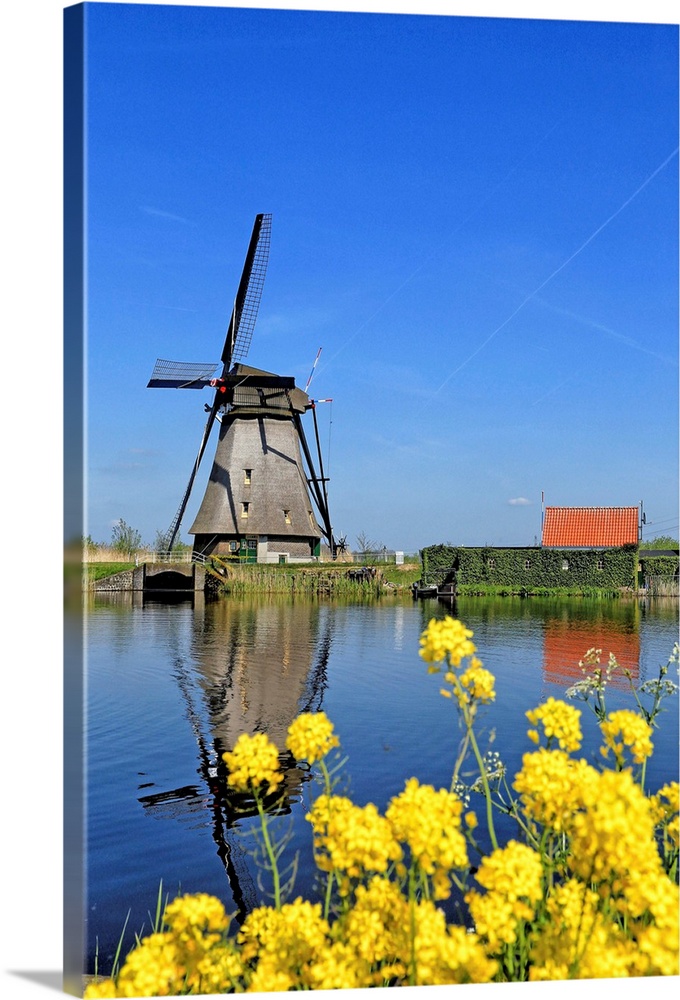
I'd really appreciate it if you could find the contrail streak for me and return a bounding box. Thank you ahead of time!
[434,146,679,395]
[316,119,563,375]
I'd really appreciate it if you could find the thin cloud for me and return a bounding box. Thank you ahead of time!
[140,205,192,224]
[508,497,533,506]
[533,297,676,365]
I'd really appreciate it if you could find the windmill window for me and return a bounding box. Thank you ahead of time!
[229,540,238,552]
[244,469,252,485]
[241,502,250,518]
[284,509,291,524]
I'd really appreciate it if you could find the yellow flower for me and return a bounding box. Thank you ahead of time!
[568,768,661,889]
[411,899,498,984]
[525,697,582,753]
[306,794,402,883]
[466,840,544,952]
[163,892,229,956]
[238,898,331,990]
[113,931,183,997]
[339,875,409,982]
[599,709,653,767]
[529,878,635,980]
[286,711,339,763]
[650,781,679,846]
[419,617,476,667]
[459,662,496,704]
[84,980,117,998]
[513,748,598,833]
[386,778,468,898]
[222,732,283,794]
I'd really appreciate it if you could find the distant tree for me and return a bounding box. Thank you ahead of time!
[154,529,172,554]
[111,519,142,560]
[356,531,383,553]
[80,534,101,552]
[639,535,679,550]
[155,529,192,556]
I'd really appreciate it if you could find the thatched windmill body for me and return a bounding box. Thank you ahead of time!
[148,214,335,562]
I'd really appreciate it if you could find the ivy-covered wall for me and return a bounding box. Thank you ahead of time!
[420,544,638,591]
[638,555,679,579]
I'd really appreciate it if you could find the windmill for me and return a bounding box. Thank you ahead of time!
[148,213,336,562]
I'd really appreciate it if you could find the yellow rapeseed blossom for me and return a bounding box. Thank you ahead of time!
[628,876,679,976]
[163,892,229,950]
[222,732,283,794]
[474,840,543,904]
[386,778,468,898]
[306,793,403,883]
[286,711,339,764]
[237,898,331,990]
[599,709,654,767]
[650,780,679,847]
[419,617,476,667]
[192,943,245,994]
[528,878,636,980]
[340,875,409,981]
[513,748,598,833]
[466,841,543,952]
[458,662,496,704]
[111,931,183,997]
[411,899,498,985]
[568,768,661,889]
[84,980,118,998]
[525,697,582,753]
[306,939,372,990]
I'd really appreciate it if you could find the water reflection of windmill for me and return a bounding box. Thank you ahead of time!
[137,598,333,919]
[147,213,336,562]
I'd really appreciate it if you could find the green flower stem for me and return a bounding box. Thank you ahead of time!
[407,863,418,987]
[450,670,499,851]
[256,795,282,910]
[319,758,333,796]
[468,727,499,850]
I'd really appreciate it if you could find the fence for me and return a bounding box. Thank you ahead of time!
[83,547,193,564]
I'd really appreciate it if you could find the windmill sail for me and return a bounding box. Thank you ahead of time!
[222,213,272,368]
[148,213,336,561]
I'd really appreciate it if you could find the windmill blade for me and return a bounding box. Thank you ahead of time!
[165,402,220,550]
[221,213,272,370]
[147,359,218,389]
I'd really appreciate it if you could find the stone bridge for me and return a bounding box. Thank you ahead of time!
[94,562,206,593]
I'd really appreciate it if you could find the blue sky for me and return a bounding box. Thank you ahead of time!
[79,2,679,552]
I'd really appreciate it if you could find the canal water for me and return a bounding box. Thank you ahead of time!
[85,592,678,974]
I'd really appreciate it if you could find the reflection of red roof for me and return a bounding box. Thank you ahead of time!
[542,507,638,548]
[543,620,640,686]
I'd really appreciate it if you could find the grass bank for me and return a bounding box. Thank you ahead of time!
[82,561,422,595]
[218,562,421,596]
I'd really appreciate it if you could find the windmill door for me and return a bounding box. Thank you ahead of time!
[239,538,258,563]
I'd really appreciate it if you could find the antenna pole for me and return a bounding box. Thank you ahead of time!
[305,347,322,393]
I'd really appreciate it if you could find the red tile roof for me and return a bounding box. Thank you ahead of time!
[542,507,639,548]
